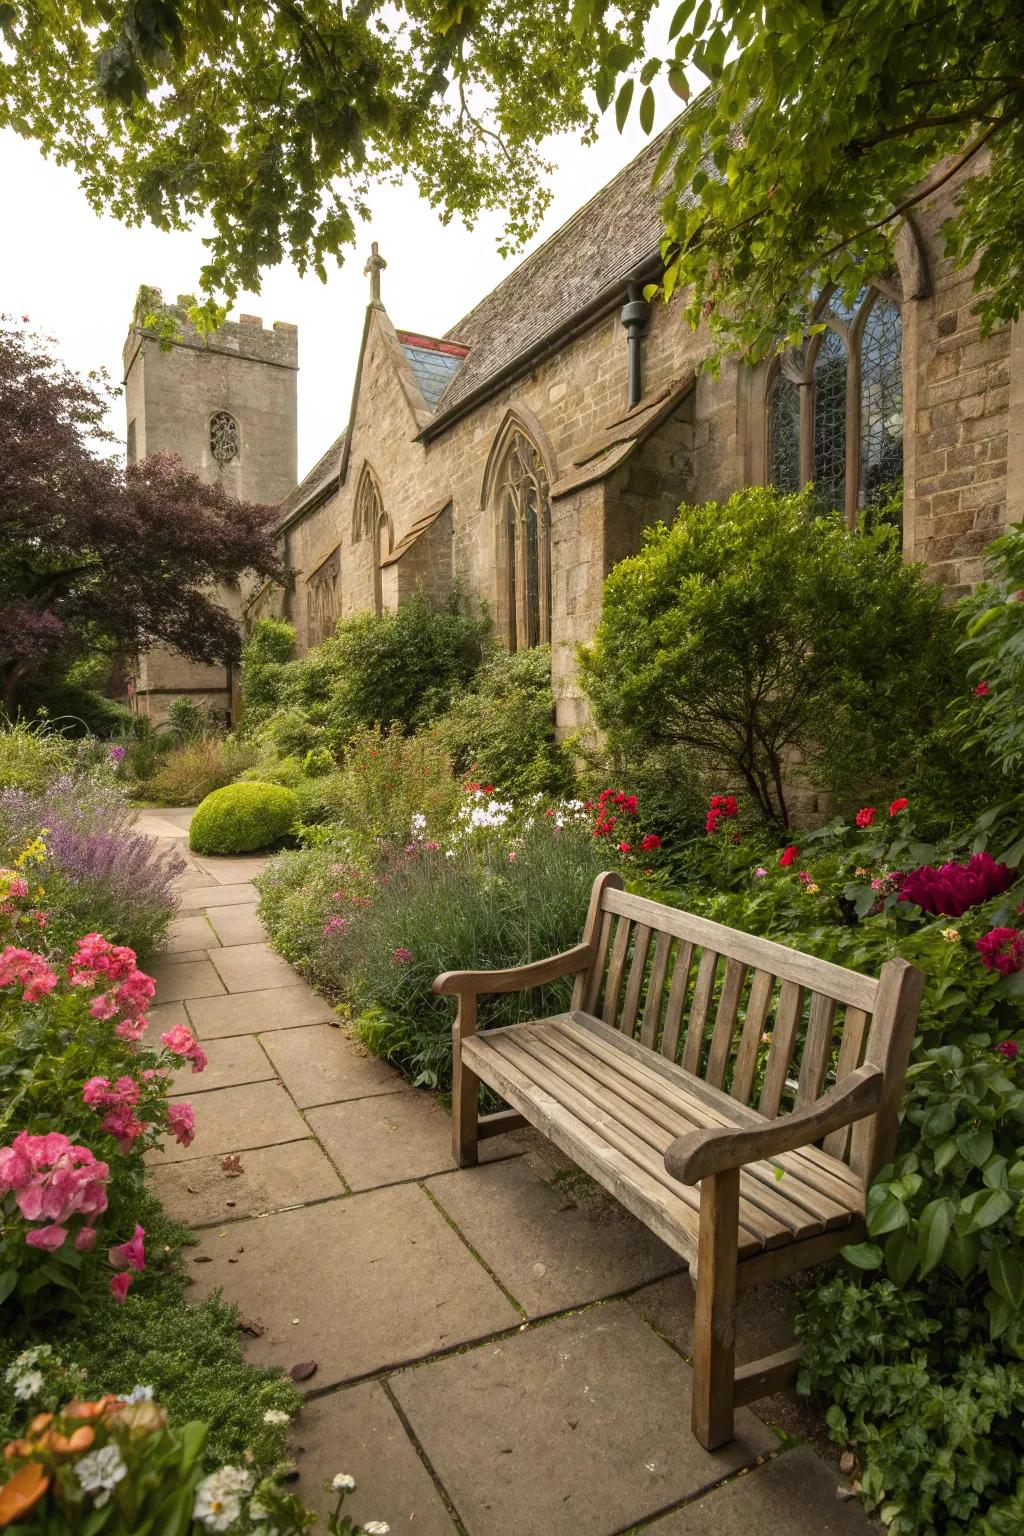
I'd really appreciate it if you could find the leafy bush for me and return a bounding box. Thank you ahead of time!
[434,644,574,799]
[0,777,183,958]
[0,722,75,792]
[318,724,463,854]
[139,737,258,807]
[957,522,1024,776]
[166,697,220,743]
[190,782,299,855]
[579,486,957,829]
[238,617,297,734]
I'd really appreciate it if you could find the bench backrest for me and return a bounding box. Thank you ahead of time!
[570,873,924,1185]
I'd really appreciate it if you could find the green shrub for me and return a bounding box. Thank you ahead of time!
[956,521,1024,776]
[0,721,75,791]
[318,723,462,853]
[434,644,574,798]
[579,486,957,830]
[190,781,300,854]
[238,617,297,733]
[166,695,219,742]
[140,737,258,806]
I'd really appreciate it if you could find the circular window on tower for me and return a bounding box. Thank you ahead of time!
[210,411,240,464]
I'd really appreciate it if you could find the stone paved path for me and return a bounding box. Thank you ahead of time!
[139,810,875,1536]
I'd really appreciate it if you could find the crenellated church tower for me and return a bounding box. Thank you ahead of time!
[122,291,298,724]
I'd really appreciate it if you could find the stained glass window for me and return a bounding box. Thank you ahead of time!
[498,429,551,650]
[860,297,903,506]
[813,329,848,514]
[768,374,801,494]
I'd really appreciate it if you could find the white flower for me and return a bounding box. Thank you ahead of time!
[76,1445,128,1506]
[263,1408,290,1426]
[12,1370,45,1401]
[410,813,427,832]
[5,1346,47,1382]
[332,1473,356,1491]
[249,1500,269,1521]
[363,1524,390,1535]
[193,1467,254,1532]
[120,1385,154,1404]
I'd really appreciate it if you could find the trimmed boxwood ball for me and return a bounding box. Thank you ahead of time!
[189,781,300,855]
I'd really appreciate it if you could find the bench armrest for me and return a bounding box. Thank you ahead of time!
[664,1065,884,1184]
[432,942,594,998]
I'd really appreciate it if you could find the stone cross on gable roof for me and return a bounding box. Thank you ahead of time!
[364,241,387,307]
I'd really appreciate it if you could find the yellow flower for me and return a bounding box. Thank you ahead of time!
[941,927,960,943]
[805,883,820,895]
[854,866,869,878]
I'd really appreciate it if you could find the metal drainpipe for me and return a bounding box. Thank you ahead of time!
[620,281,651,409]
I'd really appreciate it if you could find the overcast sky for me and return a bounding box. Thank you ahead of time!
[1,21,687,480]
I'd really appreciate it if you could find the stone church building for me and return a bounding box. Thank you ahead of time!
[124,119,1024,732]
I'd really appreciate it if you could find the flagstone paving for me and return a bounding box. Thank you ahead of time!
[139,809,876,1536]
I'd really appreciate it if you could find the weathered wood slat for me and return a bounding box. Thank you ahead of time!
[660,940,695,1062]
[477,1109,528,1139]
[601,886,879,1011]
[639,931,673,1050]
[729,968,776,1106]
[733,1345,803,1406]
[823,1006,870,1159]
[580,910,614,1014]
[758,979,805,1118]
[620,922,653,1039]
[705,958,749,1090]
[510,1030,831,1241]
[692,1166,739,1449]
[682,948,720,1074]
[796,993,838,1109]
[557,1013,862,1203]
[601,917,632,1028]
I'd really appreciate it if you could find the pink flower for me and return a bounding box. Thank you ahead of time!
[323,915,351,938]
[166,1102,195,1148]
[110,1273,133,1303]
[90,993,118,1021]
[855,807,877,829]
[160,1025,207,1072]
[977,927,1024,978]
[0,1132,109,1225]
[25,1223,68,1252]
[115,1016,147,1042]
[0,946,59,1002]
[995,1040,1019,1060]
[974,680,991,696]
[889,798,909,817]
[108,1224,146,1273]
[8,878,28,899]
[75,1227,97,1252]
[82,1076,112,1107]
[754,867,767,878]
[101,1106,146,1152]
[392,947,414,965]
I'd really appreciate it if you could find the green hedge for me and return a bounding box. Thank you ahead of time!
[189,781,299,855]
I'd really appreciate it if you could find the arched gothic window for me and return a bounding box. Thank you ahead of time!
[210,411,239,464]
[496,429,552,650]
[766,285,903,526]
[353,465,382,543]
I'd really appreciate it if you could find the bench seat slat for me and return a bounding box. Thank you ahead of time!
[520,1030,852,1236]
[559,1012,863,1202]
[464,1016,859,1264]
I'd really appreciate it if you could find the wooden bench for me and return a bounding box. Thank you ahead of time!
[433,871,925,1449]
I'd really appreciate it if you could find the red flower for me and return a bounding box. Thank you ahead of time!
[888,798,909,817]
[617,842,632,854]
[901,853,1016,918]
[855,807,877,828]
[995,1040,1019,1059]
[705,811,721,835]
[977,927,1024,977]
[709,795,738,817]
[974,681,991,696]
[779,845,799,867]
[640,834,661,852]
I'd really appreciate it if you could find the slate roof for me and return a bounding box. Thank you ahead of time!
[276,428,346,528]
[430,116,681,428]
[397,332,469,411]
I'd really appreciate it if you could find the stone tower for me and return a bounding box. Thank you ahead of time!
[122,292,298,724]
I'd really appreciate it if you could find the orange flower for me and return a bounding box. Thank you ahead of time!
[63,1397,118,1422]
[48,1426,95,1456]
[0,1462,50,1526]
[27,1416,53,1437]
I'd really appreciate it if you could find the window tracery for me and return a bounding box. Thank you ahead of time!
[495,429,551,650]
[210,411,239,464]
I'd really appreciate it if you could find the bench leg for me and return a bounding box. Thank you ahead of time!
[451,1009,479,1168]
[691,1166,739,1450]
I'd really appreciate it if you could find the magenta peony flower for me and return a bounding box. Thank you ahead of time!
[166,1102,196,1147]
[110,1272,133,1302]
[899,852,1016,918]
[109,1223,146,1273]
[25,1222,68,1252]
